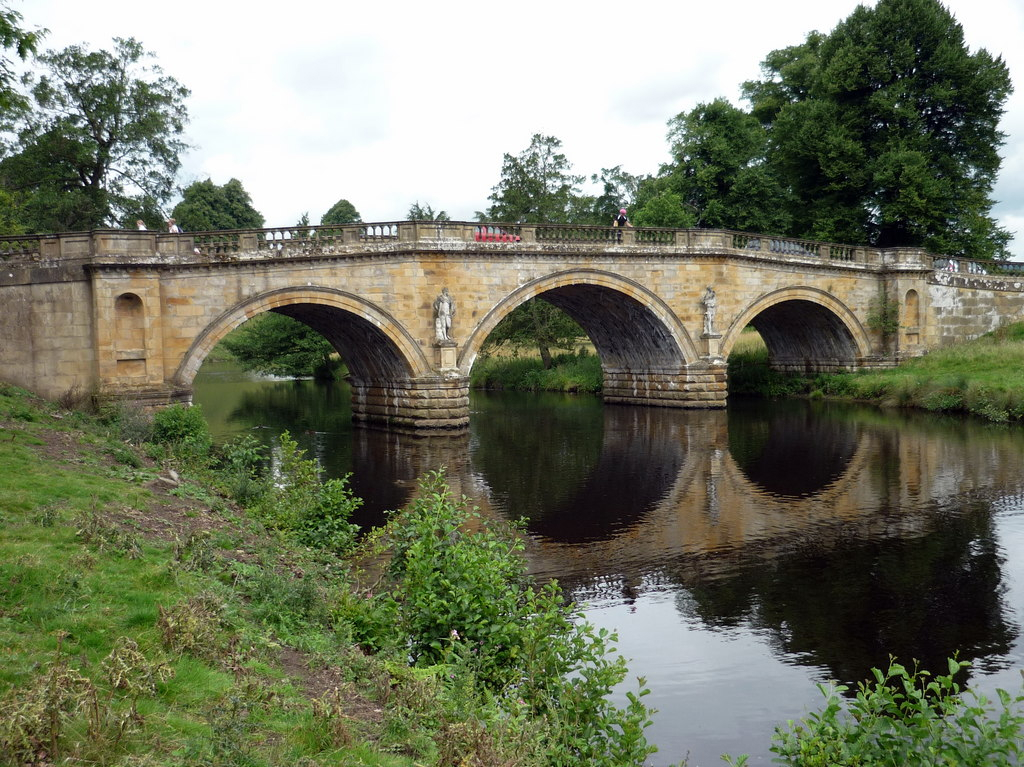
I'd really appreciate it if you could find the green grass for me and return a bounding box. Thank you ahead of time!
[728,321,1024,423]
[471,349,603,393]
[0,383,662,767]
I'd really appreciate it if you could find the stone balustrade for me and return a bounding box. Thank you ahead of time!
[0,220,950,272]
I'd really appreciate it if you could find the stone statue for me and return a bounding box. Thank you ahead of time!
[434,287,455,342]
[702,286,717,336]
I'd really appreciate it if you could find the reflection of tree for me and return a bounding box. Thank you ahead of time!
[470,391,603,529]
[728,399,859,497]
[675,506,1015,687]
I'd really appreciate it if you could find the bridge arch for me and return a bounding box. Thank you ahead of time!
[721,287,872,372]
[460,269,701,373]
[174,286,431,386]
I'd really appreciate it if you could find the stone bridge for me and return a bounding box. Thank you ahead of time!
[3,220,1024,429]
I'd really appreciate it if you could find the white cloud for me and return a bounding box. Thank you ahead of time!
[18,0,1024,254]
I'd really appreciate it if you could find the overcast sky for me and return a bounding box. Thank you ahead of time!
[20,0,1024,256]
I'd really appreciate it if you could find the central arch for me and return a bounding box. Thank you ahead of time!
[461,269,720,409]
[460,269,700,373]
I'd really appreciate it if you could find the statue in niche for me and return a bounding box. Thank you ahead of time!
[702,285,717,336]
[434,287,455,342]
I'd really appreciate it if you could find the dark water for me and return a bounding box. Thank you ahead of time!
[193,362,1024,766]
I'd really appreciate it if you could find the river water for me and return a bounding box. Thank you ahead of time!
[193,361,1024,766]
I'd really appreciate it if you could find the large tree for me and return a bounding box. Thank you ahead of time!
[744,0,1012,257]
[172,178,264,232]
[2,37,189,232]
[633,98,792,233]
[485,134,584,223]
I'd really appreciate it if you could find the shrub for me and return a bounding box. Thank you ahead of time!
[253,431,360,555]
[383,471,658,766]
[151,403,212,459]
[724,657,1024,766]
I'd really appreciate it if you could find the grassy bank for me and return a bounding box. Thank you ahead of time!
[0,384,658,766]
[729,322,1024,423]
[4,382,1022,766]
[470,350,602,393]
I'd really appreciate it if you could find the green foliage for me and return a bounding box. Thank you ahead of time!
[320,198,362,225]
[220,313,340,380]
[0,3,39,114]
[485,134,584,224]
[407,201,450,221]
[634,98,792,233]
[2,37,190,231]
[253,431,360,555]
[171,177,264,232]
[472,349,602,393]
[743,0,1012,257]
[867,289,901,349]
[151,403,213,459]
[380,471,658,765]
[732,657,1024,766]
[483,298,586,369]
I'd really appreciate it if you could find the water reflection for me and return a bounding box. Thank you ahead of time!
[193,366,1024,765]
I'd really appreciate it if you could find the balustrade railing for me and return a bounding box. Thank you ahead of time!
[6,221,1012,276]
[933,256,1024,276]
[0,235,42,261]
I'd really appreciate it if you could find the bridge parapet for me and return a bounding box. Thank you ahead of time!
[1,221,905,269]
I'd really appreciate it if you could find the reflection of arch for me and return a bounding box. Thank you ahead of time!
[726,400,859,498]
[722,287,871,369]
[460,270,699,372]
[174,287,430,386]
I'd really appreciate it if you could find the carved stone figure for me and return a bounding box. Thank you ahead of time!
[434,287,455,342]
[702,286,717,336]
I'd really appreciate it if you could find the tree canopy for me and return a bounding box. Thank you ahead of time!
[1,37,190,232]
[632,98,792,232]
[171,178,264,232]
[744,0,1013,257]
[484,134,584,224]
[221,313,340,380]
[321,198,362,226]
[408,201,450,221]
[0,2,40,115]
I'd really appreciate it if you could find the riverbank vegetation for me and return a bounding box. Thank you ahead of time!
[4,382,1024,764]
[0,383,657,766]
[471,349,602,393]
[730,322,1024,423]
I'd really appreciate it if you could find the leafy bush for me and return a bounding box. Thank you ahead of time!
[725,657,1024,766]
[382,471,658,766]
[254,431,360,555]
[151,403,212,459]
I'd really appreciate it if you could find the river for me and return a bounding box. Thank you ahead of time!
[193,361,1024,766]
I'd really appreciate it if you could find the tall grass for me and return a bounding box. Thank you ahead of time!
[728,322,1024,423]
[471,349,603,393]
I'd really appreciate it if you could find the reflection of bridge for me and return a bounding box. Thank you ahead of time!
[4,220,1024,428]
